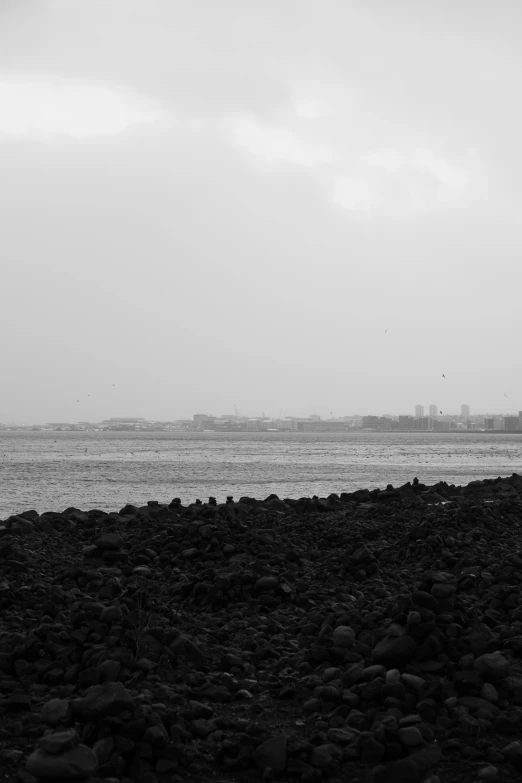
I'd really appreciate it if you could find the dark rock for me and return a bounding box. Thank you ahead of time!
[94,533,124,551]
[253,735,287,772]
[71,682,135,719]
[26,743,98,779]
[372,635,417,666]
[371,742,441,782]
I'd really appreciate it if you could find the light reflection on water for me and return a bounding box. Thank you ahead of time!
[0,430,521,517]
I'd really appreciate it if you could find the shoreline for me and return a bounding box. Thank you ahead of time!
[2,473,522,782]
[2,472,521,526]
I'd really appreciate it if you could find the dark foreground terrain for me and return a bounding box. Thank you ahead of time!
[2,476,522,783]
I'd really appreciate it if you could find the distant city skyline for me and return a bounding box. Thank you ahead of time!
[2,404,522,430]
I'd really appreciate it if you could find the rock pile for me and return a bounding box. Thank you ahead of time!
[2,474,522,783]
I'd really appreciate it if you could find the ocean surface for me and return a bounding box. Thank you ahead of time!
[0,430,521,518]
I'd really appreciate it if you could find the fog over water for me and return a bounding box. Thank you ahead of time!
[1,430,521,518]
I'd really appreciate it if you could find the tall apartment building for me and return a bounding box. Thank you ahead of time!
[429,405,438,418]
[461,404,470,418]
[415,405,424,418]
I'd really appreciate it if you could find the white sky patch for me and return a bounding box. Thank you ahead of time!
[293,96,333,119]
[229,115,334,167]
[364,146,470,191]
[362,149,406,174]
[331,175,374,212]
[411,148,470,190]
[226,113,472,215]
[0,75,163,139]
[351,146,472,212]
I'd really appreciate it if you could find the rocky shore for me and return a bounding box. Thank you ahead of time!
[2,475,522,783]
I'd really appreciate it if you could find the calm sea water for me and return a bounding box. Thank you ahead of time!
[0,430,521,518]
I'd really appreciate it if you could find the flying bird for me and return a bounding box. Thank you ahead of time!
[504,394,508,398]
[440,411,443,414]
[442,374,445,378]
[385,328,388,334]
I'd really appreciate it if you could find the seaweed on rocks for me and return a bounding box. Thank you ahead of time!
[1,475,522,782]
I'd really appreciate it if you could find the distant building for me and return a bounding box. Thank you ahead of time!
[484,418,494,430]
[504,417,519,431]
[429,405,438,418]
[101,418,148,430]
[361,416,391,431]
[193,414,215,429]
[399,415,415,430]
[414,416,435,431]
[276,419,303,431]
[461,404,470,418]
[302,421,351,432]
[247,419,269,431]
[415,405,424,418]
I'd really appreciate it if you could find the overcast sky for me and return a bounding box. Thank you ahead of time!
[1,0,521,423]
